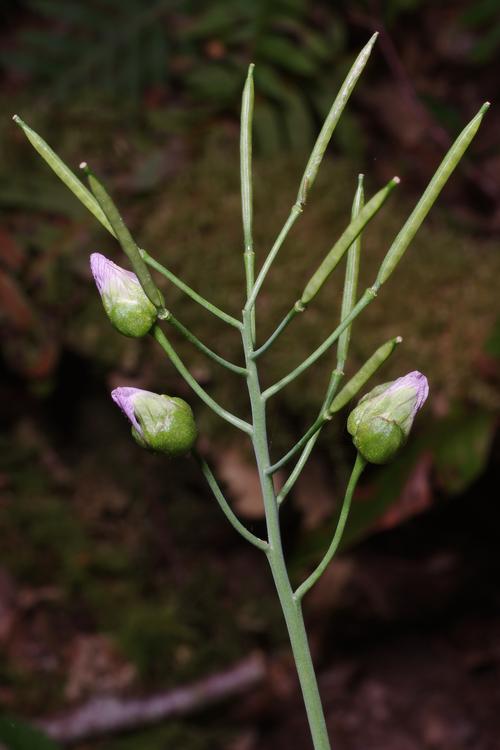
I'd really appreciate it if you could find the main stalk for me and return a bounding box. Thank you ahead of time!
[241,309,332,750]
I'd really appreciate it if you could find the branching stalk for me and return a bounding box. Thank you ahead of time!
[263,286,378,400]
[277,176,365,503]
[152,325,252,435]
[264,103,488,398]
[295,453,366,601]
[166,313,247,376]
[142,250,242,329]
[252,303,303,360]
[195,452,267,550]
[254,174,396,356]
[241,309,331,750]
[268,335,401,476]
[277,369,343,505]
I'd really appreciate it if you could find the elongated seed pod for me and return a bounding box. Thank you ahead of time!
[13,115,114,235]
[376,102,490,286]
[297,33,378,206]
[337,174,365,368]
[241,63,254,256]
[300,177,399,306]
[83,165,164,310]
[328,336,402,414]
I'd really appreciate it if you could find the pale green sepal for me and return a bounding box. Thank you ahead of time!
[132,393,197,456]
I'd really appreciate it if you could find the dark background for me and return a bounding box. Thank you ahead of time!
[1,1,499,748]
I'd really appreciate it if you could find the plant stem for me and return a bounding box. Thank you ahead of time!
[241,309,331,750]
[246,203,302,311]
[252,303,303,360]
[194,452,268,551]
[152,325,252,435]
[263,286,378,400]
[274,174,364,503]
[296,454,366,601]
[142,250,242,330]
[167,313,247,376]
[267,413,329,475]
[277,369,343,505]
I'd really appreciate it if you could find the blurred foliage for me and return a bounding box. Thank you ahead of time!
[1,0,354,154]
[0,717,60,750]
[3,0,499,120]
[460,0,500,64]
[91,721,229,750]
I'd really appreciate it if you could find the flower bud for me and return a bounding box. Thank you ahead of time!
[347,371,429,464]
[112,387,197,456]
[90,253,157,337]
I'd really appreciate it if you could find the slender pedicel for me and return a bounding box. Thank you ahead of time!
[152,325,253,436]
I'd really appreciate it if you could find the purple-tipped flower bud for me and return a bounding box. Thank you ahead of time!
[90,253,157,337]
[112,387,197,456]
[347,371,429,464]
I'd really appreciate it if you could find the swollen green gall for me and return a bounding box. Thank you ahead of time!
[111,387,197,456]
[347,371,429,464]
[90,253,157,337]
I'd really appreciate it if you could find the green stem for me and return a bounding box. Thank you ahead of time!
[195,452,268,551]
[296,453,366,601]
[263,286,378,400]
[142,250,242,330]
[275,176,365,503]
[267,412,329,475]
[277,370,343,505]
[152,325,252,435]
[246,203,302,311]
[241,309,331,750]
[252,303,303,360]
[167,313,247,376]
